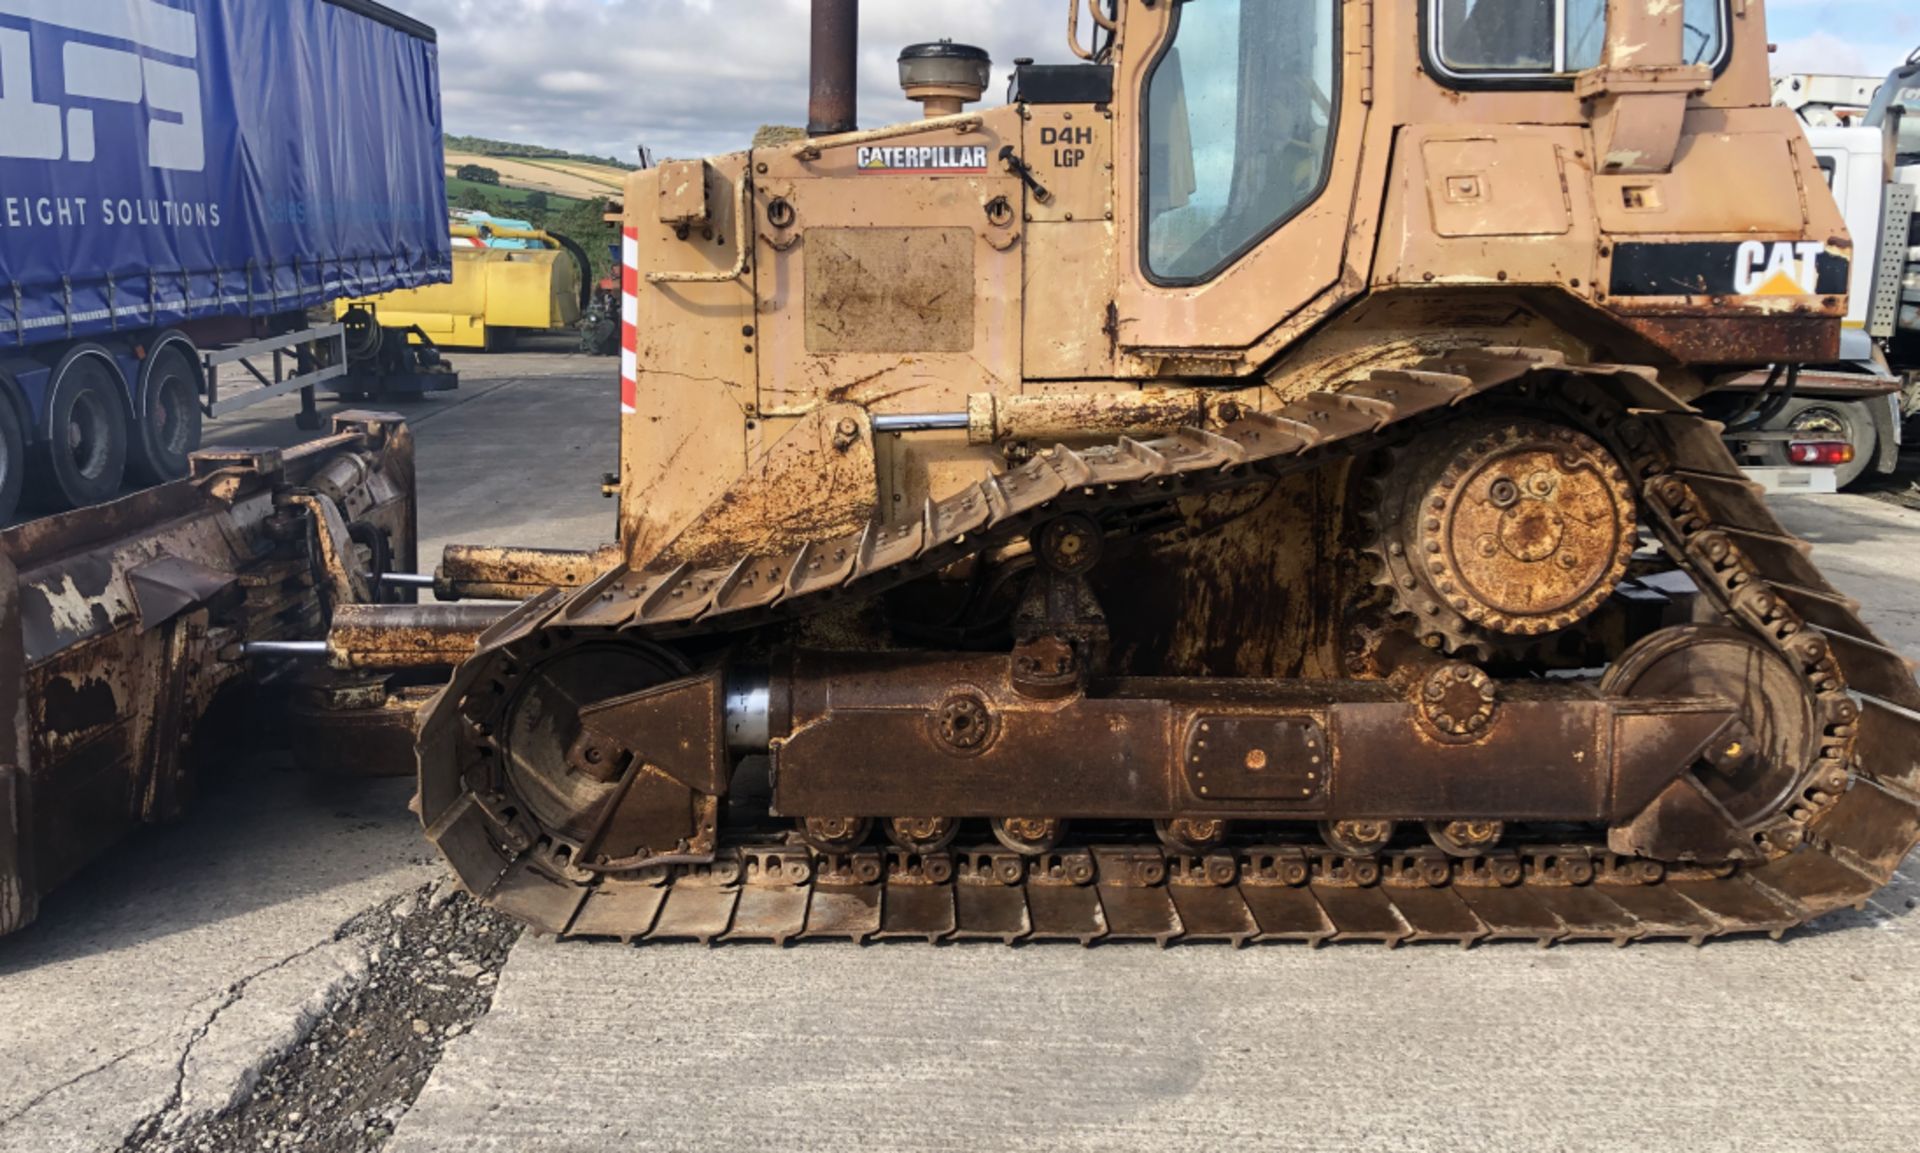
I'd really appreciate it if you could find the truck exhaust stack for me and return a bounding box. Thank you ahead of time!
[807,0,859,135]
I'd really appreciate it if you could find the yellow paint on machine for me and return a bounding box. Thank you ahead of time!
[341,233,585,351]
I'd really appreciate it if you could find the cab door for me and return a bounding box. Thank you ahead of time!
[1113,0,1371,368]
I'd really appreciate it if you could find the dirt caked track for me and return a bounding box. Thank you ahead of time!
[416,350,1920,947]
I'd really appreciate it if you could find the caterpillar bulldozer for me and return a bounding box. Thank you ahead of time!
[10,0,1920,948]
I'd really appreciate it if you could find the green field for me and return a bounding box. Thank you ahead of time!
[445,178,587,213]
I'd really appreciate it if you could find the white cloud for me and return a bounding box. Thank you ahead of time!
[408,0,1067,162]
[407,1,1920,164]
[1770,30,1909,79]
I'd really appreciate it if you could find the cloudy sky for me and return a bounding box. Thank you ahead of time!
[404,0,1919,162]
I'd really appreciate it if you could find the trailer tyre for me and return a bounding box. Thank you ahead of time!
[38,348,129,509]
[0,389,23,524]
[1760,399,1878,491]
[128,343,203,485]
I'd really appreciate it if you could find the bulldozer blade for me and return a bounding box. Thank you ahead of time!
[0,415,417,937]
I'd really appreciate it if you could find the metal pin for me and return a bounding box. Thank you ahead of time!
[237,641,328,658]
[371,572,437,589]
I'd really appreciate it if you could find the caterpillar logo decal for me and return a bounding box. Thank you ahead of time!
[1733,241,1828,296]
[857,145,989,173]
[1608,241,1849,299]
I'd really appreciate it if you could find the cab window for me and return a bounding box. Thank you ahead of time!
[1144,0,1339,285]
[1865,68,1920,163]
[1432,0,1727,79]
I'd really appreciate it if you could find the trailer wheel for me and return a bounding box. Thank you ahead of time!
[38,348,129,509]
[1757,399,1877,490]
[128,342,203,484]
[0,388,23,524]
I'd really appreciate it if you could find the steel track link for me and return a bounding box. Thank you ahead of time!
[418,347,1920,947]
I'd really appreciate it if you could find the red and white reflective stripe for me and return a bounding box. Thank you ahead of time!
[620,228,639,415]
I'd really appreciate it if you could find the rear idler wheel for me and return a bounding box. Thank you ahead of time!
[1427,819,1505,857]
[1156,818,1228,855]
[801,817,872,853]
[886,817,959,853]
[991,817,1065,856]
[1321,819,1396,857]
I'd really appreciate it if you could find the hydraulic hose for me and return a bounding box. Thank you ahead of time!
[546,231,597,317]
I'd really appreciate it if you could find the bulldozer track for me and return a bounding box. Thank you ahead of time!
[418,348,1920,946]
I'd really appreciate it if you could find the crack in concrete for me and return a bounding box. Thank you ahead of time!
[107,892,416,1151]
[0,1043,152,1135]
[112,938,340,1150]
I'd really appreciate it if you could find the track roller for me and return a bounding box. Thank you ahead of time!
[1427,820,1505,857]
[886,817,960,853]
[1156,818,1229,854]
[991,817,1065,855]
[1321,819,1396,857]
[801,817,871,853]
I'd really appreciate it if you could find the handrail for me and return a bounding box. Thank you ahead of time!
[1067,0,1117,63]
[450,225,554,244]
[1067,0,1094,61]
[647,176,754,285]
[795,112,985,161]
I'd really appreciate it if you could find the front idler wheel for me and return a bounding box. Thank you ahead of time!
[1602,624,1823,860]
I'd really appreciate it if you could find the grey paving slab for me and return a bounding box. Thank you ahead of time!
[0,770,431,1152]
[388,920,1919,1153]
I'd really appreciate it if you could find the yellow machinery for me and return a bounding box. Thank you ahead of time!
[341,218,592,351]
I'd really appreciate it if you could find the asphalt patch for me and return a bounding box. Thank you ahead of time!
[139,885,520,1152]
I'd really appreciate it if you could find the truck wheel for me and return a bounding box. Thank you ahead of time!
[127,343,203,484]
[38,348,129,509]
[1777,400,1877,490]
[0,391,22,524]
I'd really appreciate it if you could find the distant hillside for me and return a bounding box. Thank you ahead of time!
[440,135,627,281]
[445,134,639,171]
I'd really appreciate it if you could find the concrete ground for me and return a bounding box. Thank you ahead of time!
[201,335,619,560]
[4,352,1920,1153]
[0,345,615,1153]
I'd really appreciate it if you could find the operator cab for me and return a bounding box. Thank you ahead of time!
[1864,48,1920,168]
[1143,3,1336,282]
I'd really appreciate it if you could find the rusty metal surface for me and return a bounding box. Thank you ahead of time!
[287,683,439,779]
[1371,419,1640,651]
[435,544,620,602]
[1607,314,1843,366]
[416,349,1920,947]
[0,549,33,936]
[768,651,1727,825]
[1713,367,1902,397]
[0,415,417,937]
[805,0,858,136]
[398,0,1917,950]
[326,602,514,670]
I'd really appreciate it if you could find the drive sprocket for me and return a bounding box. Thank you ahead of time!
[1367,417,1638,656]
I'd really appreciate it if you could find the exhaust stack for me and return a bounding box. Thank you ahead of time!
[808,0,859,136]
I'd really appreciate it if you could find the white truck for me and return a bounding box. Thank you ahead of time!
[1720,51,1919,490]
